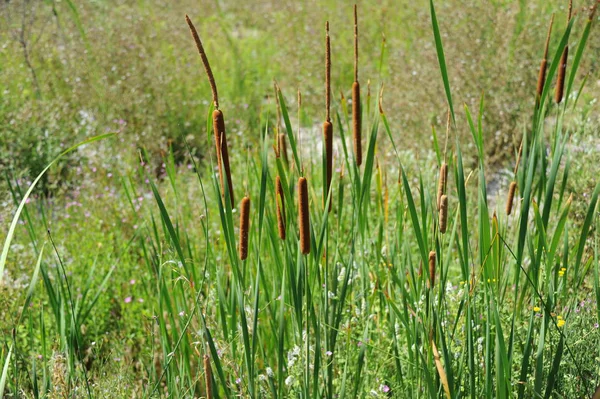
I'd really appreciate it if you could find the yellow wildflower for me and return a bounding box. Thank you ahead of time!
[533,306,541,312]
[557,319,565,328]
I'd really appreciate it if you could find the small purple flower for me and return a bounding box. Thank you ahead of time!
[130,279,136,285]
[382,385,391,393]
[124,297,132,303]
[325,351,333,356]
[595,323,599,329]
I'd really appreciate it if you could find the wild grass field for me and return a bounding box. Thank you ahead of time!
[2,0,600,398]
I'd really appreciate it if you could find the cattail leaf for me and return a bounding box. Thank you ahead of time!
[277,89,302,173]
[544,335,564,399]
[430,0,455,124]
[574,182,600,279]
[565,12,595,107]
[0,345,12,398]
[0,133,115,285]
[401,170,428,267]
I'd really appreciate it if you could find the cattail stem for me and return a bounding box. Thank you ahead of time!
[555,1,571,104]
[204,355,213,399]
[506,181,517,215]
[436,162,448,210]
[185,15,219,109]
[239,196,250,260]
[213,110,235,205]
[352,7,361,168]
[276,176,286,240]
[439,194,448,234]
[428,251,436,289]
[298,177,310,254]
[536,15,554,107]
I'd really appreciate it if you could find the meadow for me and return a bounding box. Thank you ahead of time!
[2,0,600,397]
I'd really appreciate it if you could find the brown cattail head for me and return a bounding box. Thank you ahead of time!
[276,176,286,240]
[428,251,436,289]
[325,21,331,122]
[536,15,554,106]
[555,1,572,104]
[439,194,448,234]
[436,162,448,210]
[323,121,333,211]
[186,15,219,109]
[298,177,310,254]
[204,355,213,399]
[278,133,289,167]
[239,196,250,260]
[506,181,517,215]
[213,110,235,205]
[352,82,362,167]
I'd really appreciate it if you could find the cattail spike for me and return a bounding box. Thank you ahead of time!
[352,84,362,167]
[439,194,448,234]
[204,355,213,399]
[323,121,333,212]
[428,251,436,289]
[186,15,219,109]
[276,176,286,240]
[239,196,250,260]
[298,177,310,254]
[325,21,331,122]
[213,110,235,205]
[536,15,554,106]
[506,181,517,215]
[436,162,448,210]
[278,133,289,167]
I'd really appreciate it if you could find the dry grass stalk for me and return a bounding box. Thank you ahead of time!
[298,177,310,254]
[276,176,286,240]
[439,194,448,234]
[436,163,448,210]
[428,251,436,289]
[325,21,331,122]
[536,15,554,107]
[506,181,517,215]
[204,355,213,399]
[352,5,362,167]
[555,0,572,104]
[239,196,250,260]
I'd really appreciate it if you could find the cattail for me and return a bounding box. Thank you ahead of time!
[204,355,213,399]
[323,21,333,212]
[239,196,250,260]
[213,110,235,204]
[187,16,235,204]
[428,251,436,289]
[276,176,286,240]
[439,194,448,234]
[323,121,333,211]
[298,177,310,254]
[278,133,289,167]
[536,15,554,107]
[352,5,362,167]
[555,0,572,104]
[436,162,448,210]
[506,181,517,215]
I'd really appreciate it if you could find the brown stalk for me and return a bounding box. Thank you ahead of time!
[323,121,333,211]
[323,21,333,211]
[185,15,219,109]
[278,133,289,167]
[239,196,250,260]
[536,15,554,107]
[298,177,310,254]
[213,110,235,205]
[436,163,448,210]
[276,176,286,240]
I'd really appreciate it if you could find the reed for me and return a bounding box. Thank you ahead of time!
[506,181,517,215]
[352,5,362,167]
[536,15,554,107]
[428,250,436,289]
[276,176,286,240]
[323,21,333,211]
[239,196,250,260]
[187,15,235,205]
[439,194,448,234]
[278,133,289,167]
[555,0,572,104]
[298,177,310,254]
[203,355,213,399]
